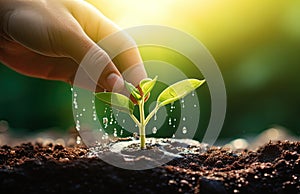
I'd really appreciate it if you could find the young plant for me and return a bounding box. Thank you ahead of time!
[95,77,205,149]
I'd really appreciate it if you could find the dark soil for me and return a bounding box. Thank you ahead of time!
[0,140,300,194]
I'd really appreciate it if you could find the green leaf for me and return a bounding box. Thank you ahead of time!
[95,92,134,114]
[139,76,157,97]
[125,81,141,100]
[157,79,205,107]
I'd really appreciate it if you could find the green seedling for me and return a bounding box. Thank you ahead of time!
[95,77,205,149]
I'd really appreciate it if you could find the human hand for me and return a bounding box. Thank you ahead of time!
[0,0,147,92]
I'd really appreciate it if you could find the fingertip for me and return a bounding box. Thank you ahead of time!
[106,72,124,92]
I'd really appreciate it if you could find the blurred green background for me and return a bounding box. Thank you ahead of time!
[1,0,300,140]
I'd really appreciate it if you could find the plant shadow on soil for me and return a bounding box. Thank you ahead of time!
[0,138,300,194]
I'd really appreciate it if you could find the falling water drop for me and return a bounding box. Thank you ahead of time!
[82,108,86,112]
[172,134,176,138]
[192,91,195,97]
[102,133,109,140]
[76,136,81,144]
[70,88,73,92]
[182,126,187,134]
[93,110,97,121]
[113,128,117,137]
[181,98,185,109]
[193,104,197,108]
[103,117,108,128]
[154,112,157,121]
[168,118,172,126]
[152,127,157,134]
[183,117,186,122]
[120,129,123,136]
[170,103,176,113]
[122,119,126,124]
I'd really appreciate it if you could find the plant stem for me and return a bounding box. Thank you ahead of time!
[145,104,159,125]
[129,114,140,127]
[138,98,146,149]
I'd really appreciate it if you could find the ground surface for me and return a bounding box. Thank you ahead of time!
[0,140,300,194]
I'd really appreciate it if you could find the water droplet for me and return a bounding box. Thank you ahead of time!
[154,112,157,121]
[192,91,195,96]
[93,111,97,121]
[172,134,176,138]
[183,117,186,121]
[75,120,81,131]
[70,88,73,92]
[76,136,81,144]
[91,100,95,104]
[120,130,123,136]
[74,92,78,97]
[172,125,176,128]
[113,128,117,137]
[193,104,197,108]
[79,113,83,117]
[103,117,108,124]
[82,108,86,112]
[152,127,157,134]
[122,119,126,123]
[168,118,172,125]
[182,126,187,134]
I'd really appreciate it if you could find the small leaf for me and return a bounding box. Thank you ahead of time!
[157,79,205,107]
[125,81,141,100]
[95,92,134,114]
[139,76,157,98]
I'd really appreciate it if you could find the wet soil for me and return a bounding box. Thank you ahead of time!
[0,140,300,194]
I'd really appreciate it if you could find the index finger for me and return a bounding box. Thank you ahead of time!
[64,0,147,86]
